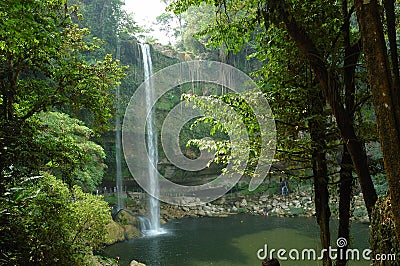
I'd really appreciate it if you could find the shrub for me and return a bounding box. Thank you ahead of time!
[0,174,112,265]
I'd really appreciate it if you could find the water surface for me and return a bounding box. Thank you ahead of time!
[103,215,370,266]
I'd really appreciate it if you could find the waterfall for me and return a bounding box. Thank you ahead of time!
[140,43,161,234]
[116,39,124,210]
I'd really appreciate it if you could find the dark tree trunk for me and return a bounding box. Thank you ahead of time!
[355,0,400,240]
[336,144,353,266]
[383,0,400,102]
[309,87,331,266]
[336,4,359,263]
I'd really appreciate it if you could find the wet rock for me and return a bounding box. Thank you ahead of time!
[114,210,140,226]
[124,224,141,239]
[240,199,247,207]
[104,221,125,245]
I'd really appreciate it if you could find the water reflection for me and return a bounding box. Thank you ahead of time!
[103,215,370,266]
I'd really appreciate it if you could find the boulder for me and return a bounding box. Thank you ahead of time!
[259,195,269,202]
[130,260,146,266]
[114,210,140,227]
[104,221,125,245]
[124,224,141,239]
[240,199,248,207]
[112,210,141,241]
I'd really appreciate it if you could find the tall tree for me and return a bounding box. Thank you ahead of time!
[0,0,125,185]
[355,0,400,240]
[262,1,377,217]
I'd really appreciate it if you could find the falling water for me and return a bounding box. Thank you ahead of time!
[116,39,124,210]
[141,43,161,234]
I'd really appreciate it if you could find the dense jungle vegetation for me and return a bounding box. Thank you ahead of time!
[1,0,400,265]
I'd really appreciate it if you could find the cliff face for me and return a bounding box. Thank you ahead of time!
[100,40,261,190]
[99,40,181,187]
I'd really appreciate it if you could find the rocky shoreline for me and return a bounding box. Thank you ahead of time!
[105,189,370,239]
[157,191,369,224]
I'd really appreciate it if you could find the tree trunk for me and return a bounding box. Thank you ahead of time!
[355,0,400,240]
[309,87,331,266]
[383,0,400,101]
[336,144,353,266]
[336,7,359,263]
[311,145,331,266]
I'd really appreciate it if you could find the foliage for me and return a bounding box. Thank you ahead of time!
[0,0,125,131]
[0,0,125,184]
[0,1,126,264]
[169,0,343,180]
[352,208,368,219]
[95,255,119,266]
[77,0,144,50]
[77,0,124,50]
[372,173,389,197]
[179,4,216,53]
[35,111,107,191]
[0,111,106,190]
[169,1,381,263]
[239,184,271,195]
[0,173,112,265]
[183,91,273,178]
[288,207,304,216]
[103,195,135,207]
[156,12,182,45]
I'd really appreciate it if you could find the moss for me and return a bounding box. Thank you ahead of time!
[288,207,304,216]
[370,195,400,265]
[93,255,118,266]
[114,210,140,226]
[104,221,125,245]
[123,224,141,239]
[237,207,247,213]
[105,210,141,245]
